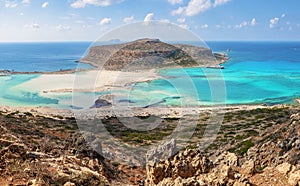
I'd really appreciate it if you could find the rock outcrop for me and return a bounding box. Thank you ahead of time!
[145,149,251,186]
[145,111,300,186]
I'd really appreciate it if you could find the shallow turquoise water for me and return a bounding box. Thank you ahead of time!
[0,42,299,108]
[0,74,59,107]
[127,42,300,106]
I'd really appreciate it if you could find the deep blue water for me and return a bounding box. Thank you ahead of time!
[0,41,299,108]
[0,42,92,72]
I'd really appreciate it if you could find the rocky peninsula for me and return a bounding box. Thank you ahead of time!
[79,38,228,70]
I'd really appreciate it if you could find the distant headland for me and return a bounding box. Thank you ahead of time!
[79,38,228,71]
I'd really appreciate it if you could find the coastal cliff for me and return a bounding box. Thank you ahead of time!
[80,39,227,71]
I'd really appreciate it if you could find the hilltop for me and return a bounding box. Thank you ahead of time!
[80,38,227,71]
[0,105,299,185]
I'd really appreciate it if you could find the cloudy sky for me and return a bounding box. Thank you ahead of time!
[0,0,299,42]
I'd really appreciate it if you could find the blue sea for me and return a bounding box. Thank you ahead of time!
[0,41,299,108]
[0,42,92,72]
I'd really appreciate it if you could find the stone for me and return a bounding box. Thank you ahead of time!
[288,170,300,186]
[27,179,38,186]
[234,173,241,179]
[90,98,112,108]
[276,162,292,175]
[241,160,255,175]
[146,139,177,166]
[64,182,76,186]
[217,152,238,167]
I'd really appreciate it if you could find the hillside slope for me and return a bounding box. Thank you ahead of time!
[80,39,226,71]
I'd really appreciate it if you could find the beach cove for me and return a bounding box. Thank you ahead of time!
[0,41,299,109]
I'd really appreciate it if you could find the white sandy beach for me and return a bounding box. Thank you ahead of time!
[16,69,160,94]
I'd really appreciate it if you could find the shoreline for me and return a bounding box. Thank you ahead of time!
[16,68,161,94]
[0,103,294,118]
[0,67,96,76]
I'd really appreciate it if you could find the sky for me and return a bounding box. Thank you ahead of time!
[0,0,300,42]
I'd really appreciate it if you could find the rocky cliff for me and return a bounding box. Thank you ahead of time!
[80,39,225,71]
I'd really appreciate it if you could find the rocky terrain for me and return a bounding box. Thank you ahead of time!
[0,105,299,185]
[80,38,227,71]
[146,109,300,186]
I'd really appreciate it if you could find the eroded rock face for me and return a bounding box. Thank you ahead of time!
[145,149,250,186]
[145,112,300,186]
[146,139,177,167]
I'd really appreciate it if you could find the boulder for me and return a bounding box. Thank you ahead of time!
[64,182,76,186]
[242,160,255,175]
[288,170,300,186]
[276,162,292,175]
[146,139,177,166]
[90,98,112,108]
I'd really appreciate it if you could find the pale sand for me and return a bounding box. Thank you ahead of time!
[16,69,160,94]
[0,104,288,119]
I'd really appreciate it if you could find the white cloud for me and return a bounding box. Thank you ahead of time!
[24,23,40,31]
[213,0,230,7]
[5,0,18,8]
[31,23,40,30]
[144,13,154,22]
[235,21,248,28]
[177,18,186,23]
[22,0,30,6]
[179,24,189,29]
[171,0,232,16]
[281,14,285,18]
[185,0,211,16]
[171,7,185,16]
[201,24,208,29]
[250,18,256,26]
[123,16,135,23]
[270,17,279,28]
[71,0,123,8]
[20,12,24,16]
[168,0,183,5]
[99,17,111,25]
[56,25,71,31]
[42,1,49,8]
[172,0,211,16]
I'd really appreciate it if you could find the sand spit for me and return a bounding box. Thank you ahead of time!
[16,69,160,94]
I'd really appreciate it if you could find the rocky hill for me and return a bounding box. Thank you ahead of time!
[146,111,300,186]
[80,39,226,71]
[0,106,299,185]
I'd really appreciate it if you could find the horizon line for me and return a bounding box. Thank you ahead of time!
[1,39,300,43]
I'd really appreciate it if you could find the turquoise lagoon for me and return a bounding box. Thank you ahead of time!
[0,42,299,108]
